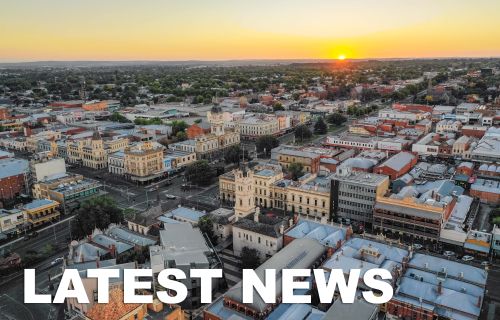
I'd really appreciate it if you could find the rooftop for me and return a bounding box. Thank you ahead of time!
[24,198,57,210]
[377,151,416,172]
[285,219,346,248]
[224,238,325,313]
[0,158,29,179]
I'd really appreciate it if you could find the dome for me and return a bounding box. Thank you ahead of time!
[211,105,223,114]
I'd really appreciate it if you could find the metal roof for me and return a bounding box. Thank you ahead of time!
[224,238,325,313]
[0,158,28,179]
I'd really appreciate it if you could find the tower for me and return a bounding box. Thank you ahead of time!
[209,105,225,136]
[234,167,255,220]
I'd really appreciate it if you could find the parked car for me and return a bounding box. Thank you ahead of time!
[443,251,455,257]
[51,257,64,266]
[461,255,474,262]
[165,194,176,200]
[480,261,491,267]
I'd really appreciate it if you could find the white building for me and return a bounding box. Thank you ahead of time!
[436,120,462,134]
[232,208,289,260]
[108,151,125,175]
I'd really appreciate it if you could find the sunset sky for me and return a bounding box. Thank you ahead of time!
[1,0,500,62]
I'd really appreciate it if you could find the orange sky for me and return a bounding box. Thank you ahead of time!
[1,0,499,61]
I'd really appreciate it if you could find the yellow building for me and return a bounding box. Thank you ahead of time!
[219,163,283,207]
[194,106,240,159]
[23,199,60,228]
[273,174,331,219]
[124,142,165,183]
[66,131,107,169]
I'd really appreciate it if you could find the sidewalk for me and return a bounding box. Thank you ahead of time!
[0,215,75,251]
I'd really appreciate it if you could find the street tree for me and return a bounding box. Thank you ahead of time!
[256,135,279,156]
[241,247,260,269]
[185,160,216,186]
[199,216,218,245]
[273,102,285,111]
[294,125,312,142]
[288,162,304,181]
[314,117,327,134]
[326,113,347,126]
[71,196,123,240]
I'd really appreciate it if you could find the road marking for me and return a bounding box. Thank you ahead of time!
[0,294,35,320]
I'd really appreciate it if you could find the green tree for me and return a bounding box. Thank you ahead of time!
[314,117,327,134]
[224,145,241,164]
[175,131,187,141]
[185,160,216,186]
[241,247,260,269]
[273,102,285,111]
[199,216,217,245]
[288,162,304,181]
[171,120,188,135]
[294,125,312,142]
[109,112,131,123]
[327,113,347,126]
[71,196,124,239]
[256,135,279,156]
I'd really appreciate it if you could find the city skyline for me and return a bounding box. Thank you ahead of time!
[1,0,500,62]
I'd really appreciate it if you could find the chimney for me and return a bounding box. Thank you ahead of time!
[476,295,482,307]
[437,281,442,295]
[254,207,260,223]
[346,226,353,240]
[80,253,84,263]
[279,224,285,235]
[327,247,334,258]
[111,244,116,258]
[320,216,327,225]
[96,258,100,268]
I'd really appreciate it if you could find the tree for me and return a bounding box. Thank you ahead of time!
[71,196,123,239]
[199,216,217,245]
[294,125,312,142]
[171,120,188,135]
[241,247,260,269]
[256,135,279,156]
[273,102,285,111]
[314,117,327,134]
[224,145,250,164]
[327,113,347,126]
[288,162,304,181]
[185,160,216,186]
[109,112,131,123]
[175,131,187,141]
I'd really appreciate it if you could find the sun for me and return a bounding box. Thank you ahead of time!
[338,54,346,60]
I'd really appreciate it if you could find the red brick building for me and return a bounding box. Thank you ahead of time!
[0,158,28,202]
[456,162,474,176]
[0,107,10,120]
[374,151,417,180]
[461,125,488,139]
[186,122,211,139]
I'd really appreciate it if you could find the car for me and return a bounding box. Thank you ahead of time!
[443,251,455,257]
[165,194,176,200]
[51,257,64,266]
[461,255,474,262]
[480,261,491,267]
[413,244,423,250]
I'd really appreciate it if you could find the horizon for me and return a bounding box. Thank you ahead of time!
[1,0,500,62]
[1,56,500,65]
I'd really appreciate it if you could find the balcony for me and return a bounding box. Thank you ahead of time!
[374,211,440,230]
[28,211,60,225]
